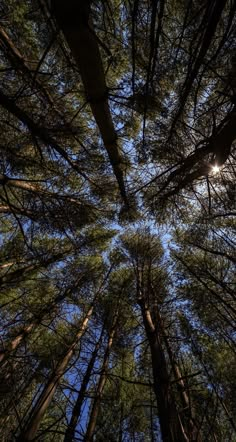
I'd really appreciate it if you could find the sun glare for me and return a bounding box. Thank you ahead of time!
[212,165,220,174]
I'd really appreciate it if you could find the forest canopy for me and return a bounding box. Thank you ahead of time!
[0,1,235,441]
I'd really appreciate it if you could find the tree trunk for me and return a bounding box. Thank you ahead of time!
[16,304,94,441]
[0,89,90,183]
[63,327,104,442]
[118,402,124,442]
[164,340,201,441]
[0,250,67,286]
[0,323,35,364]
[138,298,188,442]
[0,273,80,364]
[153,305,201,441]
[51,0,127,204]
[84,308,119,441]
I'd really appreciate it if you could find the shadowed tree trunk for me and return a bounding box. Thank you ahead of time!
[0,89,91,183]
[0,277,81,364]
[16,304,94,441]
[0,323,35,364]
[84,307,119,441]
[51,0,128,205]
[0,250,67,286]
[163,334,201,441]
[153,301,201,441]
[16,267,113,441]
[63,327,104,442]
[138,297,188,442]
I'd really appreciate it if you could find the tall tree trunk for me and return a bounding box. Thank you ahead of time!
[84,308,119,441]
[138,298,188,442]
[118,402,124,442]
[163,336,201,441]
[51,0,127,204]
[0,24,75,129]
[149,376,155,442]
[16,266,112,441]
[0,250,68,286]
[63,327,104,442]
[118,353,125,442]
[153,304,201,441]
[16,304,94,441]
[0,277,80,364]
[0,323,35,364]
[0,89,91,183]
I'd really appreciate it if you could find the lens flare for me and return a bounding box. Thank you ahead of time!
[212,165,220,174]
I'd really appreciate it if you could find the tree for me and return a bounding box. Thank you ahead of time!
[0,0,236,440]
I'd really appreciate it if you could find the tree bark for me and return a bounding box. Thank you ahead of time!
[152,304,201,441]
[0,323,35,364]
[84,308,119,441]
[16,267,112,441]
[51,0,127,204]
[138,298,188,442]
[0,280,73,364]
[64,327,104,442]
[16,304,94,441]
[0,250,67,286]
[0,89,91,183]
[163,334,201,441]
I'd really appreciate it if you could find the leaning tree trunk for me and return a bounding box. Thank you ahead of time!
[16,266,113,441]
[163,333,201,441]
[153,303,201,441]
[51,0,127,205]
[138,297,188,442]
[16,304,94,442]
[63,327,104,442]
[84,308,119,442]
[0,276,81,364]
[0,249,67,287]
[0,323,35,364]
[0,24,74,126]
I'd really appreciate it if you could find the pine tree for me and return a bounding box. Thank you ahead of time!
[0,0,236,441]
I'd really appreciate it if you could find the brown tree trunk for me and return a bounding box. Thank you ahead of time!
[0,276,80,364]
[0,323,35,363]
[118,402,124,442]
[0,25,81,135]
[63,327,104,442]
[16,304,94,441]
[51,0,127,204]
[0,24,51,100]
[0,250,67,286]
[153,305,201,441]
[84,308,119,441]
[0,89,91,183]
[138,298,188,442]
[15,267,112,441]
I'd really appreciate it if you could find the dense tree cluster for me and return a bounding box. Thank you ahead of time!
[0,1,235,441]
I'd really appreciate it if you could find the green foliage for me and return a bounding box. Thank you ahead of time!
[0,0,235,440]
